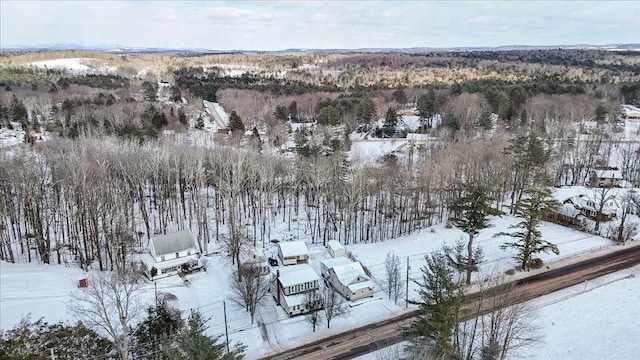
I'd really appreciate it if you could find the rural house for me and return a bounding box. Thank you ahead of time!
[590,169,623,188]
[327,240,346,258]
[277,241,309,266]
[320,256,352,278]
[240,255,270,276]
[203,100,231,134]
[142,230,201,279]
[563,194,617,222]
[271,264,321,316]
[326,261,374,301]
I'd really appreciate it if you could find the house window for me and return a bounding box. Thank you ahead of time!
[176,252,180,259]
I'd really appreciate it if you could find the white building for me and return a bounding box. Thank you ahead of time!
[327,261,374,301]
[203,100,231,133]
[141,230,201,279]
[327,240,346,258]
[278,241,309,266]
[271,264,321,316]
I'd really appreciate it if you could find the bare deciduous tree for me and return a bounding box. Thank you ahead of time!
[67,271,144,360]
[322,284,349,329]
[384,251,404,305]
[304,289,323,332]
[229,261,270,324]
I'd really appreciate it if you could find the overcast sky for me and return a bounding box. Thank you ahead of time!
[1,1,639,50]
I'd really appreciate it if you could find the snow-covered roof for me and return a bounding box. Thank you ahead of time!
[327,240,344,252]
[406,133,430,141]
[279,241,308,258]
[320,257,352,270]
[203,100,230,131]
[593,169,623,180]
[348,280,374,293]
[151,230,197,257]
[331,261,369,286]
[277,264,319,288]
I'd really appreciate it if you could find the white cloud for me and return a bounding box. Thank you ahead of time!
[1,0,638,50]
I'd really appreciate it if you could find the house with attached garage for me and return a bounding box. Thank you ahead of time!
[277,241,309,266]
[326,261,374,301]
[141,230,202,279]
[271,264,321,316]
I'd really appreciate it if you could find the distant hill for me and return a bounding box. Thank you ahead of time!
[2,43,639,54]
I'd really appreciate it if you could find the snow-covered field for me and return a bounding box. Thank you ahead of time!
[355,264,640,360]
[28,57,117,74]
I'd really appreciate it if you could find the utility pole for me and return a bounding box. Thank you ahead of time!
[405,256,410,309]
[223,300,230,355]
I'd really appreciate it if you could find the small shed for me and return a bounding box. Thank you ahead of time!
[327,240,346,258]
[77,277,88,288]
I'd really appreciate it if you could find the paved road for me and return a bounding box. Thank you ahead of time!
[260,245,640,360]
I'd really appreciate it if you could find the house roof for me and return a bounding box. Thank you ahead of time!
[327,240,345,252]
[331,261,369,286]
[279,241,309,258]
[151,230,197,256]
[203,100,230,131]
[593,169,623,180]
[277,264,319,288]
[320,257,352,270]
[348,280,374,293]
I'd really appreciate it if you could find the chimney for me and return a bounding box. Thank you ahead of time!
[276,270,281,305]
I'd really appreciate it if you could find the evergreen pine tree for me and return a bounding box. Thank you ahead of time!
[404,250,463,359]
[165,310,245,360]
[229,111,245,132]
[449,182,501,285]
[496,188,560,270]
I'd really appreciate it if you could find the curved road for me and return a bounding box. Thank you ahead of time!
[260,245,640,360]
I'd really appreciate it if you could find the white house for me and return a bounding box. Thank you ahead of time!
[271,264,321,316]
[327,261,374,301]
[320,257,352,278]
[327,240,346,258]
[590,169,623,188]
[142,230,201,279]
[240,255,270,276]
[278,241,309,266]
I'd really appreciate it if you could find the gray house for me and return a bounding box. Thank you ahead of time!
[141,230,201,279]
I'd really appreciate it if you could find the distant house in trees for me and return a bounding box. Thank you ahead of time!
[277,241,309,266]
[326,261,374,301]
[327,240,346,258]
[141,230,201,279]
[202,100,231,134]
[590,169,623,188]
[563,194,617,222]
[271,264,321,316]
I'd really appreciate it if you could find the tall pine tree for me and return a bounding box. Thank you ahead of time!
[495,188,560,270]
[404,250,463,359]
[449,182,501,285]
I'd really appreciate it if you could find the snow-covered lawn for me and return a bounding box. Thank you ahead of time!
[355,264,640,360]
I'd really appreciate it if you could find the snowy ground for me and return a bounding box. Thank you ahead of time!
[2,208,638,359]
[27,58,117,74]
[355,264,640,360]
